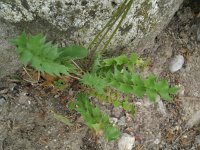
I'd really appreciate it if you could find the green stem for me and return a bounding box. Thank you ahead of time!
[101,0,133,53]
[93,5,127,51]
[87,0,129,51]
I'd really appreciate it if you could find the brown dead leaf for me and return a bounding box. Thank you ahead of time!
[43,73,58,83]
[41,73,58,87]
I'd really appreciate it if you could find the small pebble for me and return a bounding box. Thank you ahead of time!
[169,55,184,73]
[118,133,135,150]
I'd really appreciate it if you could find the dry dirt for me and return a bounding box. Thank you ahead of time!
[0,1,200,150]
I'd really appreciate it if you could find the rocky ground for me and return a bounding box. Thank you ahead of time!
[0,1,200,150]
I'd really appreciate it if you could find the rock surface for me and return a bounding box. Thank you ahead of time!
[0,0,183,78]
[0,20,21,78]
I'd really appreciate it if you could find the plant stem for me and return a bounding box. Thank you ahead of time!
[93,4,127,51]
[87,0,129,51]
[71,60,85,74]
[101,0,133,53]
[68,74,81,80]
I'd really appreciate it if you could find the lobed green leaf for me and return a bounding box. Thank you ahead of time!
[81,73,107,94]
[104,125,121,141]
[12,33,71,76]
[76,93,120,141]
[59,45,88,60]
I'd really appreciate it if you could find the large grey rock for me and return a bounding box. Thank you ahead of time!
[0,20,21,78]
[0,0,183,78]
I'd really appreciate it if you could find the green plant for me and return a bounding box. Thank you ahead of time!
[11,32,87,76]
[83,53,178,102]
[76,93,121,141]
[12,32,178,141]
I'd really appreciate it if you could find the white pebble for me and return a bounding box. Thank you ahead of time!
[169,55,184,73]
[118,133,135,150]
